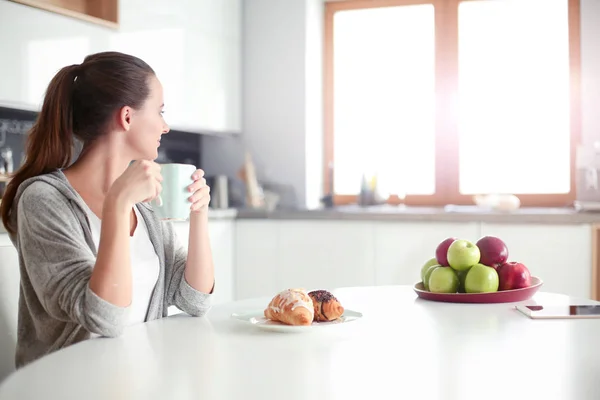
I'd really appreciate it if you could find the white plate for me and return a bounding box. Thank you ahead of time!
[230,309,363,332]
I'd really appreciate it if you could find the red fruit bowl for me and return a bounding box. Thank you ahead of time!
[413,276,543,304]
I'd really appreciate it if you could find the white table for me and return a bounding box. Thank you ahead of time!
[1,286,599,400]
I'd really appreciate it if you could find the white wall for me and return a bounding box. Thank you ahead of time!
[305,0,324,209]
[241,0,324,209]
[581,0,600,145]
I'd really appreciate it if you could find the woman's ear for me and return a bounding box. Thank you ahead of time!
[117,106,133,131]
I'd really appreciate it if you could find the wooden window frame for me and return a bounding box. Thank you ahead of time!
[323,0,581,207]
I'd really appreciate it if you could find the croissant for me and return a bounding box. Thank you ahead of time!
[264,288,315,326]
[308,290,344,322]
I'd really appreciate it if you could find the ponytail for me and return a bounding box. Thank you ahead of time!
[1,64,79,234]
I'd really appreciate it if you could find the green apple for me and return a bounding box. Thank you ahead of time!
[447,239,481,271]
[423,265,441,291]
[457,269,469,293]
[420,257,439,281]
[465,263,499,293]
[428,266,459,294]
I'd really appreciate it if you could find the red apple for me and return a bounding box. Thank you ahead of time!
[476,236,509,268]
[435,237,457,266]
[497,261,532,290]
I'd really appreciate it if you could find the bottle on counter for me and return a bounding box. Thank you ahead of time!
[1,147,13,174]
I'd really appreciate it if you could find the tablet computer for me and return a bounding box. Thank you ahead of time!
[515,304,600,319]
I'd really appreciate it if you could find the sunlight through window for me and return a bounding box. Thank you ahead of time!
[458,0,571,195]
[332,5,435,196]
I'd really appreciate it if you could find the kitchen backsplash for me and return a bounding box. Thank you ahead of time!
[200,133,300,209]
[200,132,245,179]
[0,106,34,170]
[0,105,202,196]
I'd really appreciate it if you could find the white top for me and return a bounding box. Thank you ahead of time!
[1,286,599,399]
[82,203,160,326]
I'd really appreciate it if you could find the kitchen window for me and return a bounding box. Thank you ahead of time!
[324,0,580,207]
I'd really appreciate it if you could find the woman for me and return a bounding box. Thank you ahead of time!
[0,51,214,368]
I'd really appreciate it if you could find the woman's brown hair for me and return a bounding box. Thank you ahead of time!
[1,51,155,233]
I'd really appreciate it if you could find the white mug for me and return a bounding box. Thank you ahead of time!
[151,163,197,220]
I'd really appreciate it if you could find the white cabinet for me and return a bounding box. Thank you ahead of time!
[235,220,376,300]
[235,220,595,302]
[172,219,235,306]
[182,0,241,133]
[110,0,241,134]
[0,235,12,247]
[0,0,241,134]
[373,222,481,287]
[235,220,281,300]
[0,1,114,109]
[480,223,592,299]
[208,219,235,305]
[184,34,241,134]
[235,220,480,300]
[278,221,376,291]
[0,244,19,382]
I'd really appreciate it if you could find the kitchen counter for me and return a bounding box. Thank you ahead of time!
[236,204,600,225]
[0,208,239,235]
[3,204,599,234]
[204,208,239,219]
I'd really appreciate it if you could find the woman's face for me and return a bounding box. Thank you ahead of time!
[125,75,170,160]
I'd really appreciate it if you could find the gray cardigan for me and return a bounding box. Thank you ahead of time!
[6,170,212,368]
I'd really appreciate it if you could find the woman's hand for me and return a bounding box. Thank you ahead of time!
[187,169,211,213]
[107,160,163,208]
